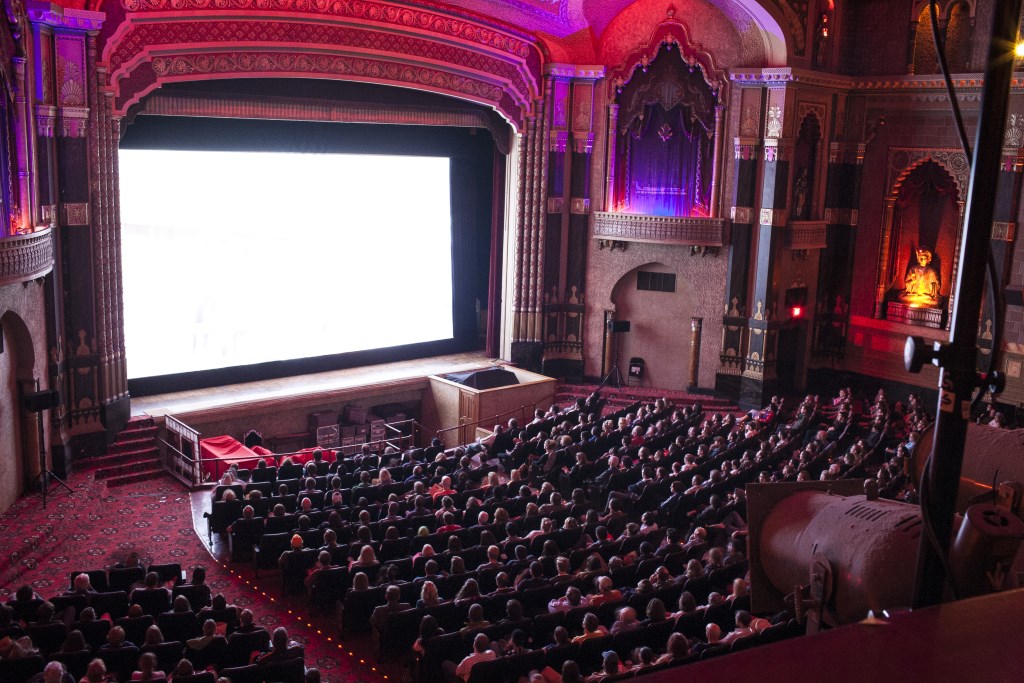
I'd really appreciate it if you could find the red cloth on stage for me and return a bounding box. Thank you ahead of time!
[200,436,261,478]
[290,447,336,465]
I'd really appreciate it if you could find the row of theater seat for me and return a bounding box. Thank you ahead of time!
[0,563,306,683]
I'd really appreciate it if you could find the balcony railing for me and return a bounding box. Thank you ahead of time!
[592,211,726,246]
[0,228,54,286]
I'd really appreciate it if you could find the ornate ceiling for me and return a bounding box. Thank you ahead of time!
[55,0,791,67]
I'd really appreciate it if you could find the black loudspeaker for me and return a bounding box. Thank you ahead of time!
[22,389,60,412]
[444,368,519,390]
[784,286,809,309]
[1005,287,1024,307]
[607,320,631,333]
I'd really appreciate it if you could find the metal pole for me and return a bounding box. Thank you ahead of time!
[912,0,1023,608]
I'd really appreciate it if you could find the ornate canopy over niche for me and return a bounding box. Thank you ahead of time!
[608,20,726,97]
[99,0,544,129]
[605,21,724,221]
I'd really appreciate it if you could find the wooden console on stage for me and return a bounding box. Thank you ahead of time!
[429,367,556,447]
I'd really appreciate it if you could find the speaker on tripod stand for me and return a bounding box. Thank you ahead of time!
[600,320,631,389]
[22,388,71,509]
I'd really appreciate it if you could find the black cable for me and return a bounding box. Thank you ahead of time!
[930,0,973,159]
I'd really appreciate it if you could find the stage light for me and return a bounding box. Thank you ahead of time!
[791,306,803,318]
[1015,41,1024,57]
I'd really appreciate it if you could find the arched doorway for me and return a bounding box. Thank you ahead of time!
[0,311,39,512]
[609,263,693,390]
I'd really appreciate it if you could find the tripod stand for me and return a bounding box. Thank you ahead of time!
[27,394,71,509]
[598,325,626,389]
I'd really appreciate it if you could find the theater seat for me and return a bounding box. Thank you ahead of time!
[218,664,261,683]
[0,655,44,683]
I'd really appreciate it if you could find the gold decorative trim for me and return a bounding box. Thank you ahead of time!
[61,202,89,226]
[547,197,565,214]
[824,208,859,226]
[992,221,1016,241]
[731,206,754,224]
[786,220,828,249]
[759,208,787,227]
[570,198,591,215]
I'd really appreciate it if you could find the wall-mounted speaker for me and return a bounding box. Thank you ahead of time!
[607,320,631,333]
[22,389,60,412]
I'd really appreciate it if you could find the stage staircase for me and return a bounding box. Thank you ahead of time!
[81,416,165,487]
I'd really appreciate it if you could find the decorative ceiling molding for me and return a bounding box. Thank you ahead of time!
[101,1,544,128]
[138,89,511,153]
[730,67,1024,95]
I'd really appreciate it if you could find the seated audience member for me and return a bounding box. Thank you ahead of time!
[443,632,496,683]
[103,625,135,649]
[490,573,515,596]
[655,632,691,664]
[141,625,164,648]
[27,661,75,683]
[130,652,165,682]
[630,647,658,672]
[571,613,608,644]
[60,629,89,654]
[587,575,622,607]
[671,591,699,620]
[719,610,756,645]
[255,627,303,663]
[417,581,441,610]
[585,651,625,682]
[66,574,97,596]
[349,545,378,571]
[459,604,490,636]
[369,585,411,635]
[130,573,171,612]
[548,586,587,614]
[168,658,194,681]
[79,659,110,683]
[690,623,722,656]
[305,551,335,589]
[412,615,444,656]
[609,606,641,634]
[494,628,529,657]
[186,619,226,655]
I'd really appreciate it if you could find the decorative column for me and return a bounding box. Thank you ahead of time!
[604,104,618,211]
[739,87,793,409]
[709,105,725,218]
[688,317,702,389]
[715,91,762,397]
[28,4,114,465]
[541,65,603,380]
[509,89,549,371]
[978,135,1024,367]
[812,141,865,363]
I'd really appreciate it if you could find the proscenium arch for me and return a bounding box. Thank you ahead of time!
[100,0,545,130]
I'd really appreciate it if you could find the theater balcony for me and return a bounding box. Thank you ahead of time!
[591,211,727,248]
[0,227,54,286]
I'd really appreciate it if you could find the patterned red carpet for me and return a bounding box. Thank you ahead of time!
[0,470,386,683]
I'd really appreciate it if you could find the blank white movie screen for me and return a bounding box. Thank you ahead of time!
[119,149,454,379]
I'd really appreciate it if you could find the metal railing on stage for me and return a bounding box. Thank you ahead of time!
[157,416,424,486]
[435,399,547,447]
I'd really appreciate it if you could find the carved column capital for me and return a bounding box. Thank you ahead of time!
[734,137,759,160]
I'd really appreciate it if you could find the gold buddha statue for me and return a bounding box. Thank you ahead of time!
[900,246,940,307]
